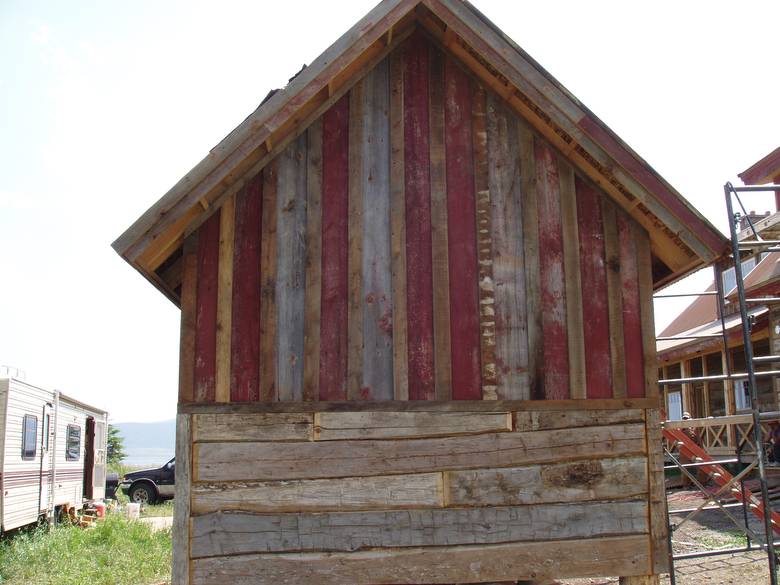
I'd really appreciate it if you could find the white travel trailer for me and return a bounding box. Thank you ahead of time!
[0,376,108,532]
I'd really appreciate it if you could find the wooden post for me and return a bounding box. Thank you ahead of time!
[723,348,737,447]
[680,360,692,415]
[173,412,192,585]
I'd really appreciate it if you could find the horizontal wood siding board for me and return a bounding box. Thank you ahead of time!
[361,58,394,401]
[403,32,435,400]
[179,397,660,414]
[535,138,569,400]
[319,95,350,400]
[447,456,647,506]
[195,423,645,481]
[276,135,308,401]
[487,95,528,400]
[193,413,313,443]
[314,410,511,440]
[192,534,652,584]
[230,175,263,402]
[190,500,648,558]
[513,408,644,431]
[618,211,645,398]
[443,57,481,400]
[192,472,443,515]
[194,210,221,403]
[575,176,612,399]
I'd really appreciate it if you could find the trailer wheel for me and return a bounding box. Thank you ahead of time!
[129,482,157,505]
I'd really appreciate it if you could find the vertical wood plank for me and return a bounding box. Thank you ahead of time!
[619,212,645,398]
[445,57,481,401]
[215,195,235,403]
[518,120,541,400]
[230,175,263,402]
[320,96,350,401]
[276,134,308,401]
[602,197,627,398]
[361,59,394,401]
[173,413,192,585]
[178,233,199,404]
[389,50,409,401]
[486,95,528,400]
[194,210,220,403]
[347,81,365,400]
[473,85,496,400]
[645,408,669,576]
[304,119,323,401]
[429,47,452,401]
[559,161,586,399]
[636,225,656,400]
[575,176,612,399]
[259,163,279,401]
[535,139,569,400]
[404,33,435,401]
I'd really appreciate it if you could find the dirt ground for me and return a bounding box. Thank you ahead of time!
[556,487,777,585]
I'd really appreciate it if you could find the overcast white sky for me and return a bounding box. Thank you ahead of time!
[1,1,778,423]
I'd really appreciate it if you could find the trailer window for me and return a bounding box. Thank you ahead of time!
[22,415,38,460]
[66,424,81,461]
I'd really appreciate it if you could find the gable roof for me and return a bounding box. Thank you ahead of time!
[113,0,728,304]
[739,146,780,185]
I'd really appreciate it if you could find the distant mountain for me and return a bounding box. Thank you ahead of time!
[113,419,175,451]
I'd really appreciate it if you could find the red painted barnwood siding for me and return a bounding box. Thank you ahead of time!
[403,33,435,401]
[618,212,645,398]
[444,57,481,400]
[319,95,350,401]
[182,32,656,406]
[535,140,569,400]
[194,210,220,403]
[575,176,612,399]
[230,176,263,402]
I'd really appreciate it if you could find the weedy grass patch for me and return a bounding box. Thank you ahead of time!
[0,514,171,585]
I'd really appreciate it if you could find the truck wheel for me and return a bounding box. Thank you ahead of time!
[129,482,157,505]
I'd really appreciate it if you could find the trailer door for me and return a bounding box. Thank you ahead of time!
[92,419,106,500]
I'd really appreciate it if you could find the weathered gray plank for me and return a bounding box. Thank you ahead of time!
[173,413,191,585]
[314,410,511,440]
[513,408,645,432]
[361,58,394,401]
[193,413,313,443]
[191,501,647,557]
[195,423,645,481]
[486,95,528,400]
[192,534,651,584]
[192,472,442,515]
[446,457,647,506]
[275,134,308,401]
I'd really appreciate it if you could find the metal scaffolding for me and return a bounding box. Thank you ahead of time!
[656,182,780,585]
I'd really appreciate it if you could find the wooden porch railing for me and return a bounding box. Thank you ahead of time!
[663,413,780,455]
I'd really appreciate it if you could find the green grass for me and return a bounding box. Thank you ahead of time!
[699,529,748,550]
[141,500,174,518]
[0,514,171,585]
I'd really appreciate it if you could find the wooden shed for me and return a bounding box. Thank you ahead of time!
[113,1,729,584]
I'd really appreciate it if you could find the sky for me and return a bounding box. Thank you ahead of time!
[1,1,779,423]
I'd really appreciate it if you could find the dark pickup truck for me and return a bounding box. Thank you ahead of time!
[119,458,175,504]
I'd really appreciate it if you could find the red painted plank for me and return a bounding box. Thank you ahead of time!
[575,176,612,399]
[444,58,480,400]
[618,213,645,398]
[194,210,220,403]
[535,140,569,400]
[403,34,435,401]
[319,94,350,401]
[230,176,263,402]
